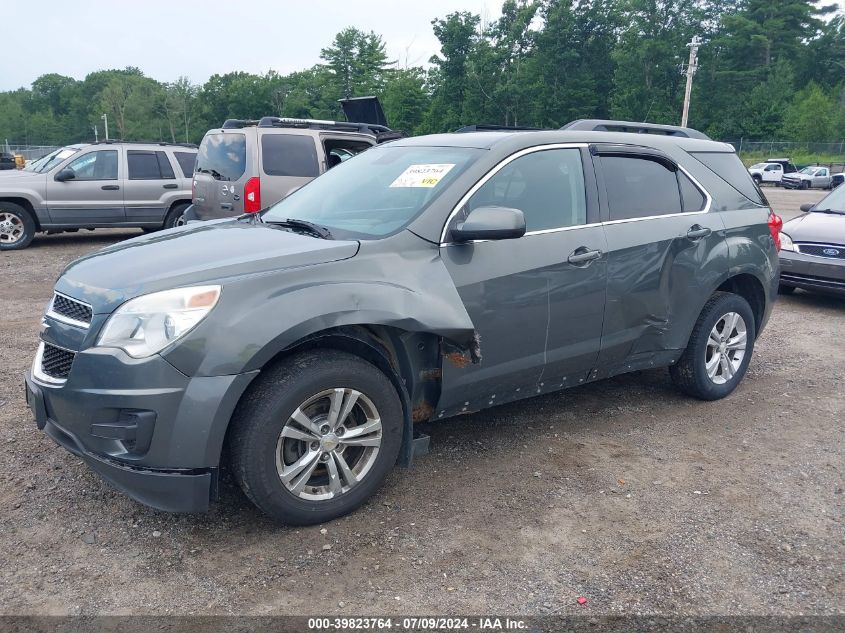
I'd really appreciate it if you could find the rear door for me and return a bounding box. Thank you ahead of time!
[46,148,123,224]
[192,131,249,220]
[591,145,727,376]
[123,149,179,224]
[258,131,321,207]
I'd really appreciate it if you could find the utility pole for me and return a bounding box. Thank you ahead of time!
[680,36,701,129]
[101,113,109,140]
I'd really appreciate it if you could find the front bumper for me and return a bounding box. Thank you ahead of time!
[779,249,845,295]
[25,344,258,513]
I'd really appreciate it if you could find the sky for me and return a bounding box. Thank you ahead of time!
[0,0,504,91]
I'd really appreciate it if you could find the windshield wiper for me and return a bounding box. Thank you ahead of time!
[196,167,226,181]
[812,208,845,215]
[267,218,333,239]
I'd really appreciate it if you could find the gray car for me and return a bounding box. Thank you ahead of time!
[190,97,400,221]
[0,141,196,250]
[24,120,780,524]
[779,185,845,295]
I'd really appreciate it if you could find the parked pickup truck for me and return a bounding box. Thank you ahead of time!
[782,166,836,190]
[748,158,798,186]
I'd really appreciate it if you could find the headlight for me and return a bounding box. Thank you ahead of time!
[780,232,795,252]
[97,285,221,358]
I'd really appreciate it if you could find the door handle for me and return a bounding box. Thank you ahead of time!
[567,248,602,266]
[686,225,712,240]
[220,203,233,210]
[163,183,178,189]
[101,185,119,191]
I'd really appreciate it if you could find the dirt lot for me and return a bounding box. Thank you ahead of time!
[1,187,842,617]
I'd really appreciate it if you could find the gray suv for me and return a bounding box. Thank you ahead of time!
[0,141,196,250]
[189,97,400,221]
[25,120,781,525]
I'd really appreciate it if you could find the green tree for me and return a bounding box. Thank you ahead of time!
[781,82,843,142]
[426,11,480,131]
[320,27,390,104]
[381,68,429,133]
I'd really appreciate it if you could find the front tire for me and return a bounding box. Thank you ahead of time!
[670,292,756,401]
[229,350,403,524]
[0,202,36,250]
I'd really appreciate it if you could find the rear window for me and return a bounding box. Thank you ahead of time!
[127,150,175,180]
[602,156,682,220]
[196,133,246,181]
[174,151,196,178]
[261,134,319,178]
[689,151,766,206]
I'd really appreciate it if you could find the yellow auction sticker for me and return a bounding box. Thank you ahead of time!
[389,164,456,188]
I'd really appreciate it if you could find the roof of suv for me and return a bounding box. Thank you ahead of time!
[390,129,734,153]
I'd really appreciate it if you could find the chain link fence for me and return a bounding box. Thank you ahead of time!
[3,144,61,161]
[723,139,845,159]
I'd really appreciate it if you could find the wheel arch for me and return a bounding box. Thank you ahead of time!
[222,325,443,470]
[0,196,41,230]
[716,273,767,336]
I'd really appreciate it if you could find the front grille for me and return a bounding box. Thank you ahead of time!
[51,293,93,325]
[796,244,845,260]
[41,343,76,379]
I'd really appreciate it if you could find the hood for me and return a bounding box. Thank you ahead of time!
[783,173,810,180]
[56,219,360,313]
[782,211,845,243]
[0,170,44,181]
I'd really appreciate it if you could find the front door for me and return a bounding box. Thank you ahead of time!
[46,149,123,224]
[438,146,607,413]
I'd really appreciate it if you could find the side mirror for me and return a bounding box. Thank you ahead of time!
[451,206,526,242]
[55,168,75,182]
[800,203,814,213]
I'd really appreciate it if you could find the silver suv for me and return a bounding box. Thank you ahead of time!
[0,141,196,250]
[189,97,401,221]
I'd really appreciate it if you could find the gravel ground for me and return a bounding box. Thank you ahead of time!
[1,190,842,617]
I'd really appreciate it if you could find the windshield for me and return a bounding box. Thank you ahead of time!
[263,145,483,238]
[799,167,819,175]
[814,185,845,213]
[24,147,80,173]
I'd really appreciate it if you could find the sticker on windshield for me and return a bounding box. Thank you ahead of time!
[390,164,455,188]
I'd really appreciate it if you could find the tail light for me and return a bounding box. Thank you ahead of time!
[244,177,261,213]
[768,211,783,251]
[191,178,196,202]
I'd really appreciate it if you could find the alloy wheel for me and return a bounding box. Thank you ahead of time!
[705,312,747,385]
[275,388,382,501]
[0,212,24,244]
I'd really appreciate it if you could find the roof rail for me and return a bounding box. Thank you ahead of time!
[93,139,198,149]
[562,119,711,140]
[221,116,393,137]
[455,124,547,133]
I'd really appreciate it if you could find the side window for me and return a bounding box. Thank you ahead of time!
[459,148,587,233]
[157,152,175,179]
[601,156,682,221]
[65,150,118,180]
[261,134,320,178]
[128,150,174,180]
[678,171,707,212]
[173,152,196,178]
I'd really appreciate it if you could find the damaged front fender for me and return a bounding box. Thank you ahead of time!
[162,230,478,378]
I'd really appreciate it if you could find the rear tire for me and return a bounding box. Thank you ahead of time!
[229,350,403,525]
[0,202,36,250]
[163,203,190,229]
[670,292,756,401]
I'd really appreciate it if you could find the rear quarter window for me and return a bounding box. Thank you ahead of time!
[196,133,246,181]
[689,151,766,206]
[261,134,320,178]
